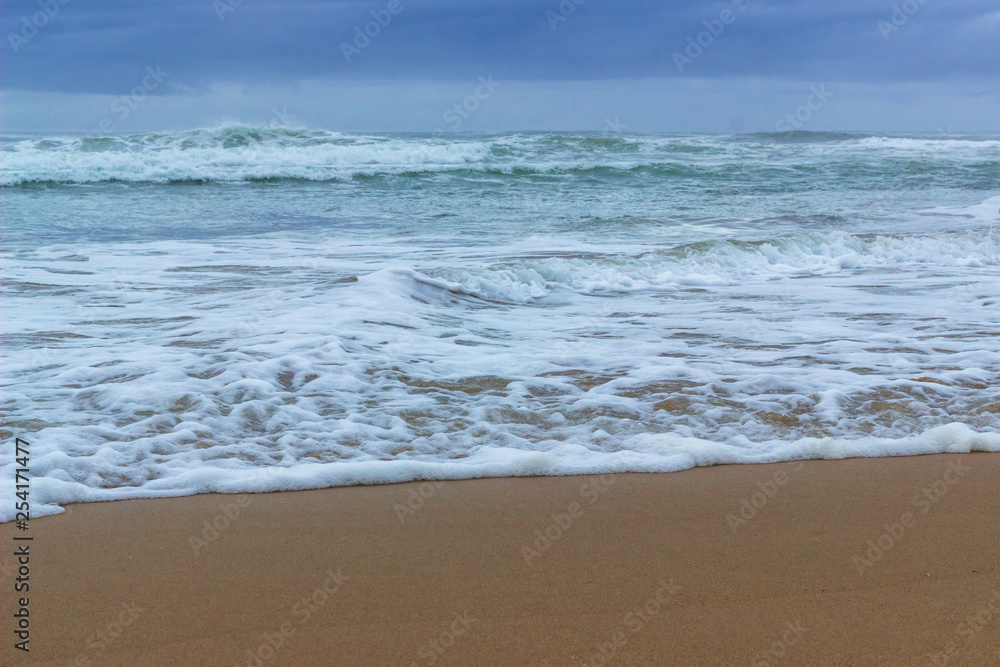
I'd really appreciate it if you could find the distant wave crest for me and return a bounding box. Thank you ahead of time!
[2,125,998,185]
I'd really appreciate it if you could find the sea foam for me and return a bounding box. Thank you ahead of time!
[4,127,1000,185]
[2,132,998,522]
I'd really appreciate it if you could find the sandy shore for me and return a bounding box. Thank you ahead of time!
[3,453,1000,666]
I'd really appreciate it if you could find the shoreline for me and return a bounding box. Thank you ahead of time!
[3,453,1000,665]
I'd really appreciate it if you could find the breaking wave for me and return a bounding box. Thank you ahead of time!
[3,125,999,185]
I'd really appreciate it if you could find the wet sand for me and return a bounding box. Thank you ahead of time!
[2,453,999,666]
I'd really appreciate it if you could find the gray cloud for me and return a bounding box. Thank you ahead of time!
[4,0,1000,92]
[2,0,998,131]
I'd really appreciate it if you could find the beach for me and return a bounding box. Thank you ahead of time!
[3,129,1000,665]
[3,0,1000,661]
[4,452,999,666]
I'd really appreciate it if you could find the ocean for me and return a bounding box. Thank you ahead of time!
[2,127,999,520]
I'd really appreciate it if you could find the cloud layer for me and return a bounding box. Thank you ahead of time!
[3,0,999,131]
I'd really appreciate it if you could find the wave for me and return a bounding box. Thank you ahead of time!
[356,222,1000,305]
[2,192,999,523]
[743,131,868,143]
[4,423,998,523]
[853,136,1000,151]
[746,131,1000,148]
[3,125,998,186]
[0,126,493,185]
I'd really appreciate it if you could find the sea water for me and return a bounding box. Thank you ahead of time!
[2,127,999,520]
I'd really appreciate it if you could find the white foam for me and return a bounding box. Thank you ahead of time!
[853,136,1000,151]
[4,127,998,185]
[380,227,1000,303]
[2,141,999,522]
[0,129,494,184]
[4,424,998,522]
[4,218,1000,522]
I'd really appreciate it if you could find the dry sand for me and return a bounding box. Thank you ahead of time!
[2,453,1000,666]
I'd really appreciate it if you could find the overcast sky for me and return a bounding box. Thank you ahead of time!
[2,0,999,132]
